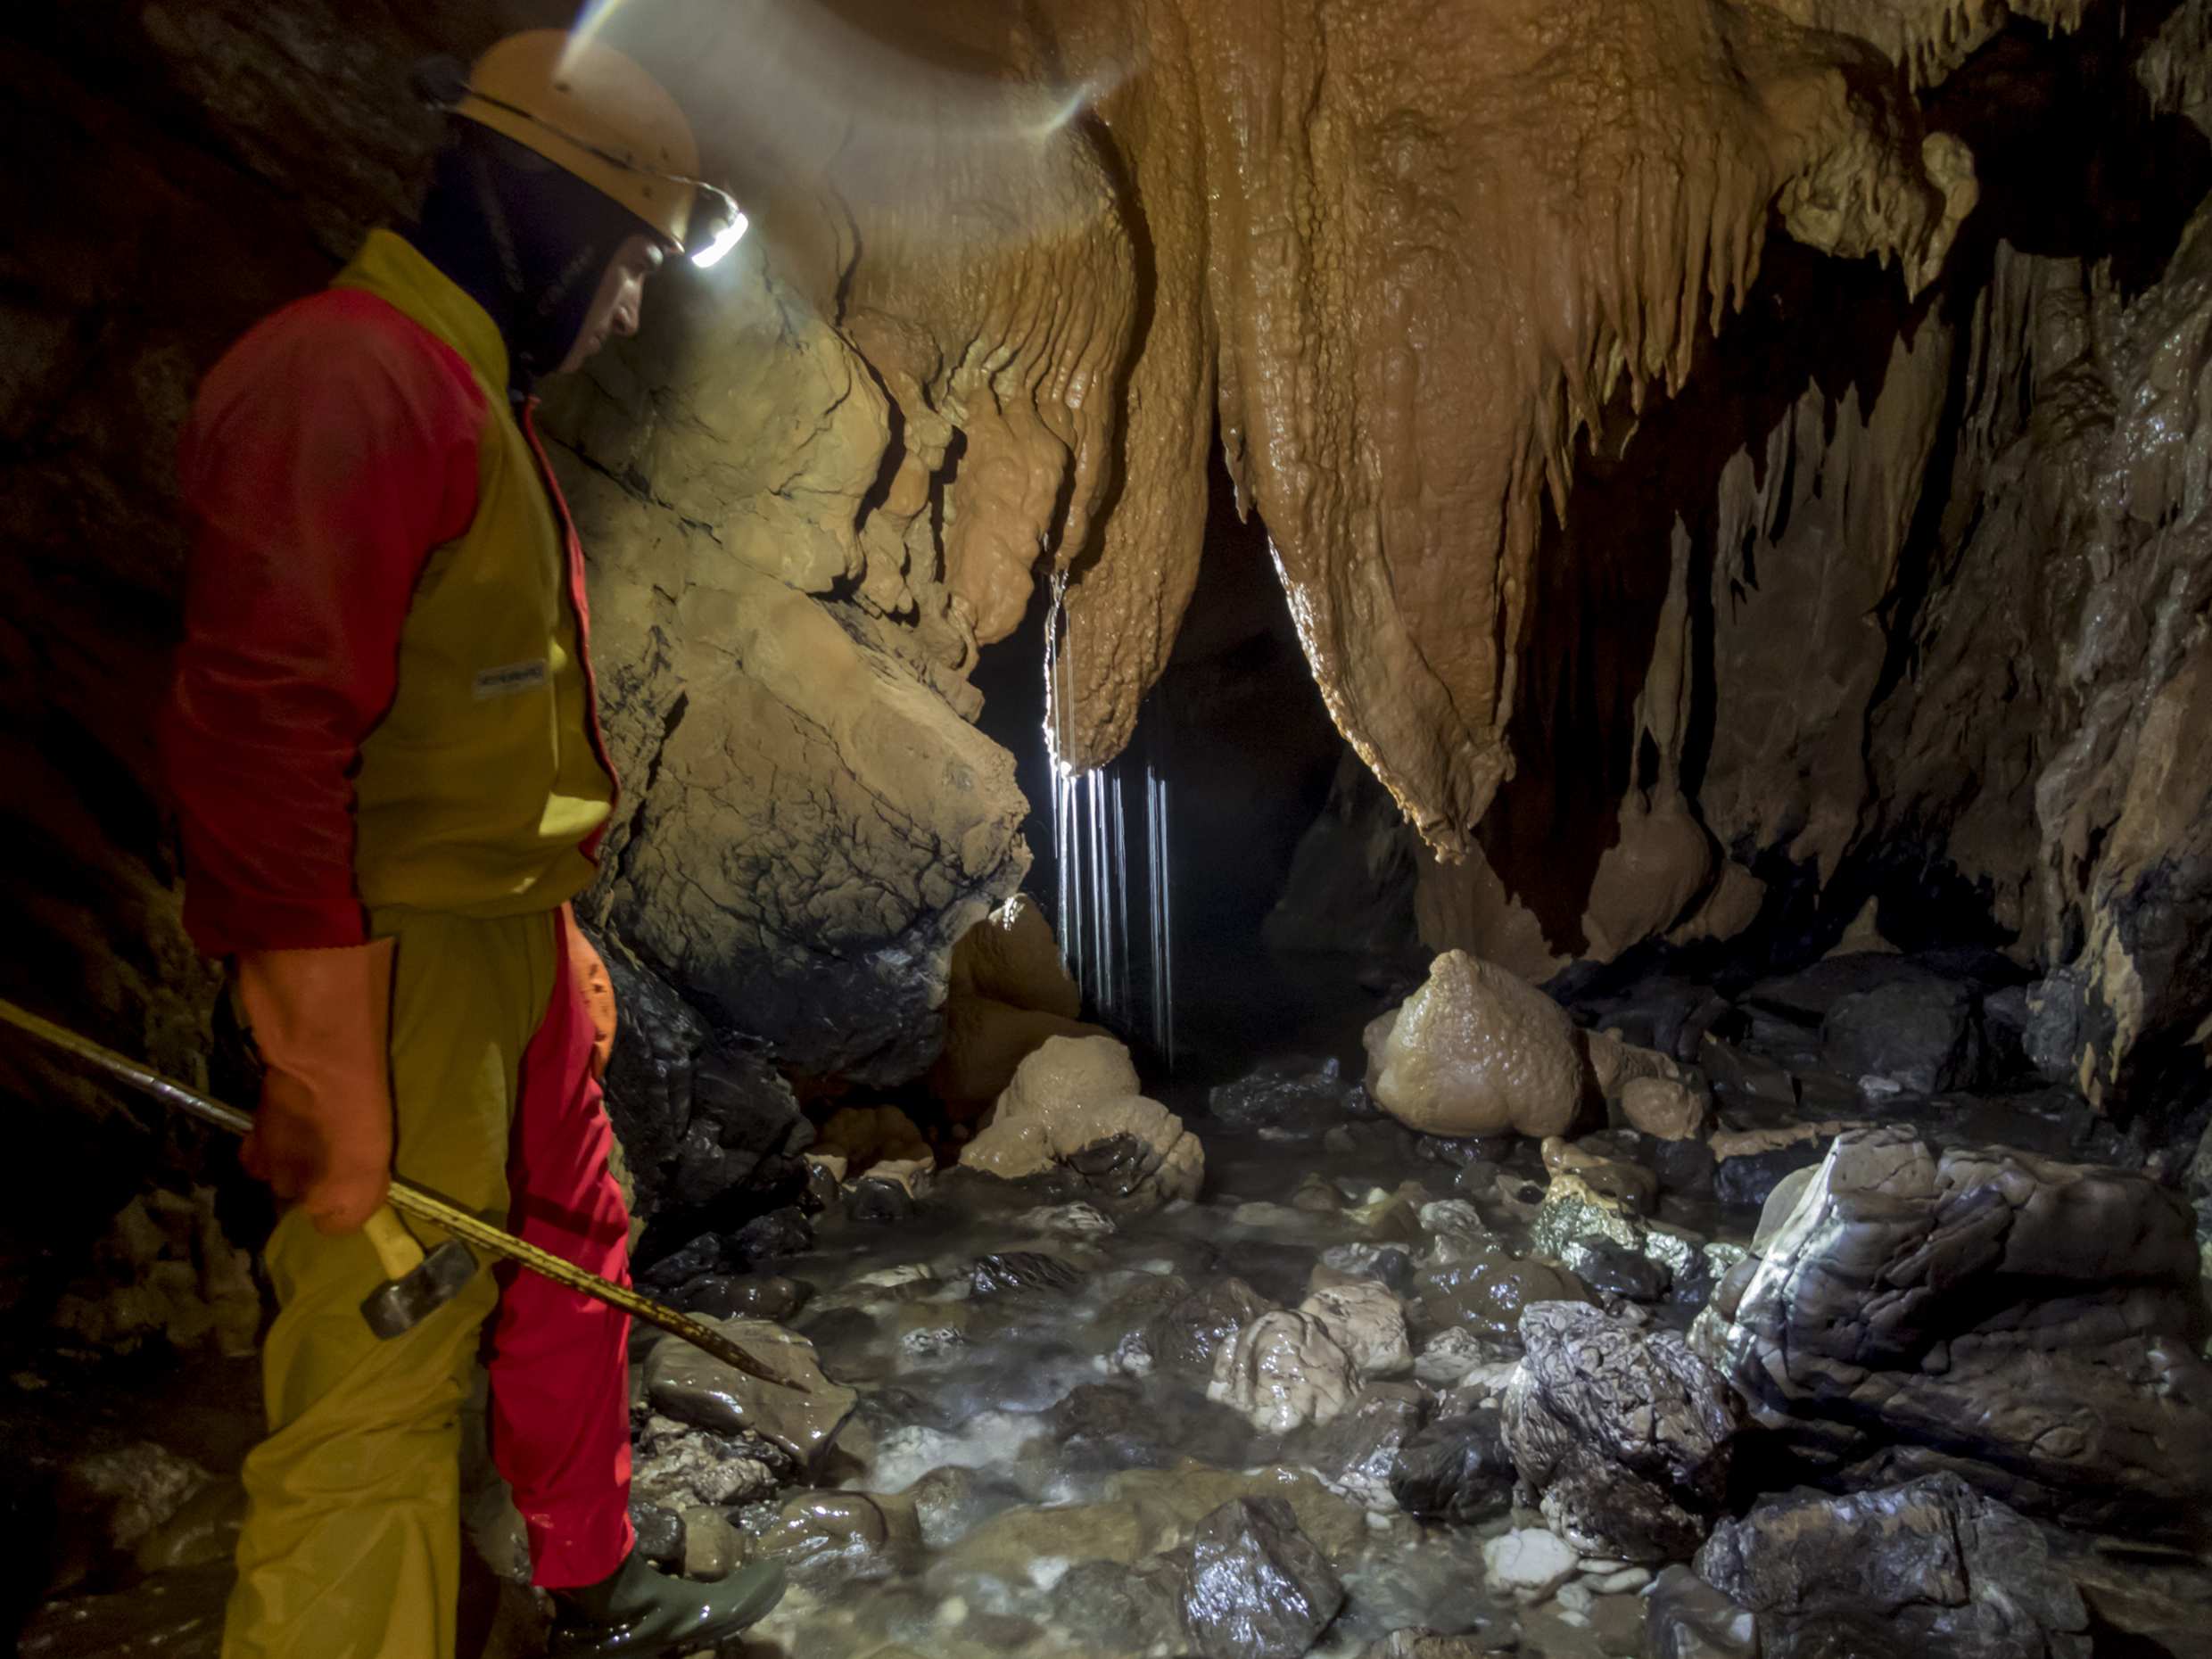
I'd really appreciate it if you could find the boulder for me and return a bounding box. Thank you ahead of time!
[1570,1238,1671,1302]
[1180,1496,1346,1659]
[953,893,1081,1018]
[1210,1056,1350,1134]
[1128,1277,1277,1382]
[1411,1327,1523,1392]
[1209,1310,1359,1433]
[671,1273,810,1323]
[1364,952,1582,1138]
[960,1036,1203,1209]
[1822,977,1980,1094]
[1389,1409,1515,1523]
[1053,1556,1188,1655]
[1692,1127,2212,1535]
[1711,1140,1825,1208]
[1415,1251,1594,1340]
[1503,1302,1742,1562]
[598,952,811,1228]
[1585,1029,1688,1098]
[1694,1475,2092,1659]
[813,1105,929,1171]
[1619,1077,1706,1140]
[753,1489,919,1586]
[1540,1136,1659,1212]
[1296,1281,1413,1379]
[645,1319,858,1466]
[1298,1382,1428,1511]
[930,896,1102,1106]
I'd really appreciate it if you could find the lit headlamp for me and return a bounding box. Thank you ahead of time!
[409,53,747,269]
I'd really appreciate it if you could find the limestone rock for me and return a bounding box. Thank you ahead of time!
[1694,1475,2092,1659]
[1503,1302,1742,1563]
[754,1489,919,1586]
[49,1188,258,1358]
[1692,1127,2212,1535]
[1412,1328,1523,1392]
[931,895,1103,1106]
[1180,1497,1345,1659]
[931,997,1112,1111]
[1209,1311,1359,1433]
[1295,1282,1413,1380]
[629,1411,786,1510]
[1482,1527,1581,1605]
[815,1106,930,1173]
[1584,1030,1688,1099]
[1540,1137,1659,1212]
[1127,1277,1276,1382]
[951,893,1080,1019]
[961,1036,1203,1209]
[1389,1410,1516,1523]
[645,1319,858,1466]
[597,952,811,1227]
[1210,1057,1351,1134]
[1822,977,1980,1094]
[1365,953,1582,1139]
[580,476,1029,1085]
[1619,1077,1706,1141]
[1298,1382,1429,1512]
[1414,1251,1595,1341]
[57,1441,210,1558]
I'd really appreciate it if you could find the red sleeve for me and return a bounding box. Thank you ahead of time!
[161,289,483,957]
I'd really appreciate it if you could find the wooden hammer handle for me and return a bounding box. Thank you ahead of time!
[362,1206,426,1282]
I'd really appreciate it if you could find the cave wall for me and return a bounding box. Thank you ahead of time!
[1270,0,2212,1128]
[7,0,2212,1235]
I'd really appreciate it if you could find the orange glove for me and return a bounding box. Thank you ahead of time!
[235,937,398,1235]
[564,906,618,1082]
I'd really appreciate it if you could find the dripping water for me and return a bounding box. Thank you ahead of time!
[1045,579,1175,1067]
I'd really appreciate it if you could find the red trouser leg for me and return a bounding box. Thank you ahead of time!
[487,914,637,1589]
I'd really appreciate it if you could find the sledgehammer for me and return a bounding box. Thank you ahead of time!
[0,997,796,1389]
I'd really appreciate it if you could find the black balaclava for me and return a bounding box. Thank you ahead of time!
[403,122,656,400]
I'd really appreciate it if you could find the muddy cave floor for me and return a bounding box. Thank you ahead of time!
[7,946,2212,1658]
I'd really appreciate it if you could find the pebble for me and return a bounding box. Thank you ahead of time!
[1556,1581,1595,1615]
[1482,1526,1581,1604]
[1588,1566,1652,1595]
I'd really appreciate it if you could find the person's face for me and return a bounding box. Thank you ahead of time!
[558,233,664,374]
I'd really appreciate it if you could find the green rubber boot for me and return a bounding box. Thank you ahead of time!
[546,1549,787,1655]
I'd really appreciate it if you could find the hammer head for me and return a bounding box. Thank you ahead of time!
[359,1238,480,1339]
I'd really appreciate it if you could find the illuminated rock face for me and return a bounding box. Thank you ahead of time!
[11,0,2212,1129]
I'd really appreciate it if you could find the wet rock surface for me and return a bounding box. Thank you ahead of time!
[1366,953,1584,1138]
[644,1319,858,1465]
[1390,1410,1515,1523]
[1693,1127,2212,1534]
[21,945,2212,1659]
[1504,1304,1741,1563]
[598,951,813,1233]
[1180,1496,1346,1659]
[960,1036,1205,1210]
[1694,1475,2092,1659]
